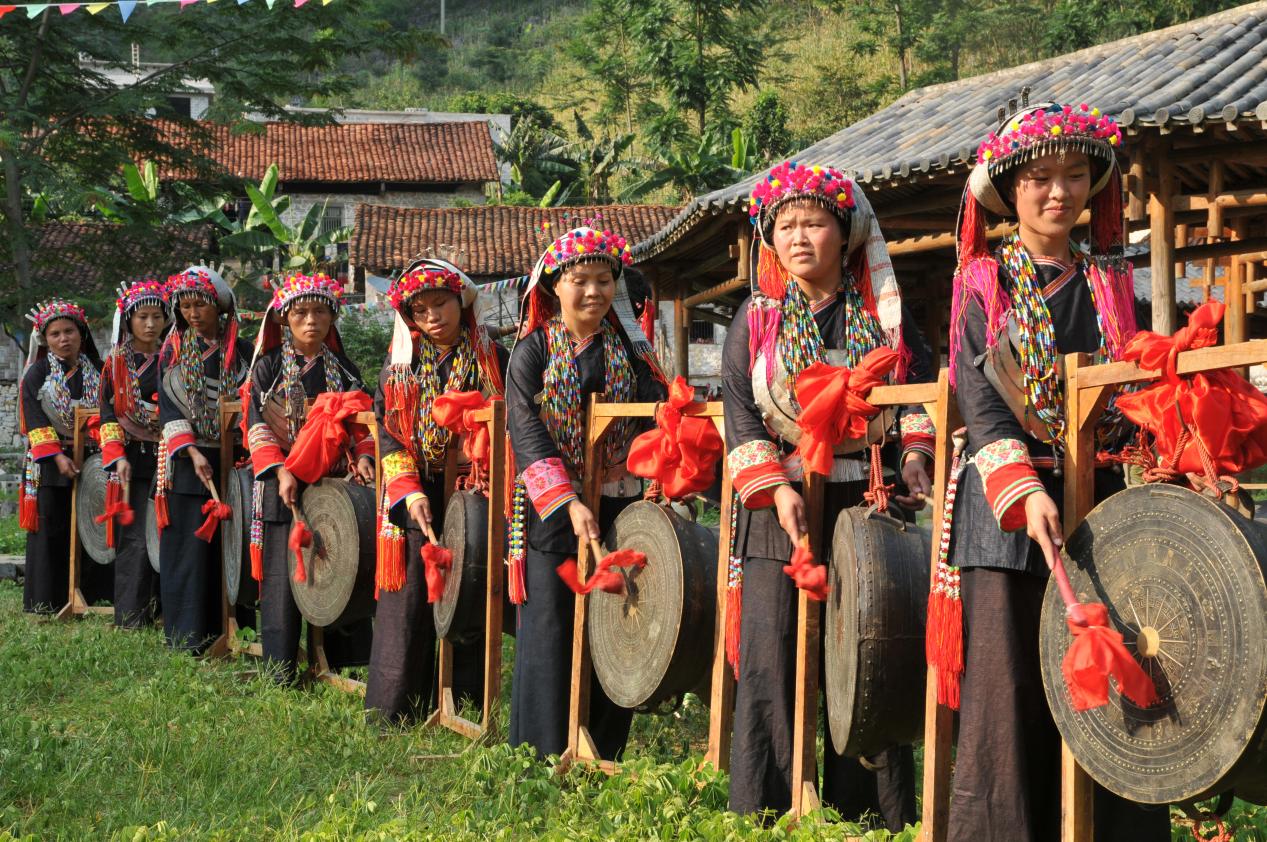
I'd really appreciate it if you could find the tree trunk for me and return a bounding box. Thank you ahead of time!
[894,0,909,90]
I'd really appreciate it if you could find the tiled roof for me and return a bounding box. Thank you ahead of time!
[14,221,213,297]
[635,2,1267,257]
[350,204,682,277]
[162,120,499,185]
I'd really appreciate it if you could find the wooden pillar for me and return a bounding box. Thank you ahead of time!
[1148,147,1176,334]
[1127,147,1147,223]
[1204,161,1226,304]
[1229,218,1248,344]
[1174,224,1188,279]
[674,281,691,380]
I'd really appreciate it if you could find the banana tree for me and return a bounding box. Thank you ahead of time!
[218,163,351,278]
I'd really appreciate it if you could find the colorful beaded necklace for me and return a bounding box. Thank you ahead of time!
[45,353,101,430]
[542,316,634,471]
[118,339,159,435]
[279,336,343,441]
[415,328,476,469]
[998,232,1109,444]
[178,327,221,441]
[778,277,888,404]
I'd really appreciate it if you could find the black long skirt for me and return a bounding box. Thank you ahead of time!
[728,555,916,828]
[24,483,71,614]
[508,545,633,761]
[113,476,158,628]
[159,486,224,653]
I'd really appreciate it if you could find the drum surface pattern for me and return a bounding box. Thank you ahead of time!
[76,453,116,564]
[289,478,376,628]
[435,491,488,643]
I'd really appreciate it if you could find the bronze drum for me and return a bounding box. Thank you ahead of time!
[289,478,377,628]
[75,453,116,564]
[824,507,931,757]
[588,501,718,711]
[434,490,488,644]
[146,475,160,572]
[1039,484,1267,805]
[223,466,258,608]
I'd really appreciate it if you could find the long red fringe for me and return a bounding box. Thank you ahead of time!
[250,543,264,583]
[926,590,963,710]
[725,587,742,681]
[110,353,134,419]
[19,491,38,533]
[507,554,527,605]
[155,493,170,532]
[384,376,420,451]
[289,519,313,583]
[375,531,406,596]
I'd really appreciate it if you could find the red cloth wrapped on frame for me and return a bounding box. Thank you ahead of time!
[283,391,373,484]
[793,347,898,477]
[1115,301,1267,477]
[626,377,723,500]
[431,390,496,480]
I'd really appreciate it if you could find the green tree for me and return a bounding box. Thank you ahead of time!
[742,90,792,163]
[566,0,651,135]
[0,1,402,333]
[492,119,579,201]
[571,111,639,204]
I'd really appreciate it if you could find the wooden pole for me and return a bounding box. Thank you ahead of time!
[674,281,691,381]
[1148,148,1176,334]
[1204,161,1226,304]
[705,415,737,772]
[1127,146,1147,223]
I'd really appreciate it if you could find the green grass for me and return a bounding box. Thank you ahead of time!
[0,582,900,841]
[0,515,23,555]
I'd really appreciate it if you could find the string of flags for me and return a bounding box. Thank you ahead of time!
[0,0,335,23]
[235,275,530,321]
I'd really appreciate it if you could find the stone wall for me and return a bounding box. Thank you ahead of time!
[281,187,487,234]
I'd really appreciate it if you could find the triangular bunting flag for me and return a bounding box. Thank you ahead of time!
[264,0,274,7]
[87,2,109,12]
[118,0,135,18]
[57,3,80,13]
[179,0,198,6]
[26,3,49,16]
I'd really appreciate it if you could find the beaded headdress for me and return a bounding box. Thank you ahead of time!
[950,95,1135,389]
[112,279,170,343]
[28,298,89,337]
[748,161,856,248]
[269,272,345,316]
[161,264,242,385]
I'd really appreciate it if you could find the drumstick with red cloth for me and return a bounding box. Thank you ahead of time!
[1039,540,1159,711]
[193,476,233,542]
[419,522,453,604]
[289,503,314,583]
[96,478,135,549]
[783,535,830,601]
[556,539,648,596]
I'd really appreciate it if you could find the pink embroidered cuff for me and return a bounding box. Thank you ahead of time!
[975,438,1042,532]
[728,440,788,509]
[900,411,935,462]
[163,419,195,455]
[523,457,577,519]
[248,423,285,478]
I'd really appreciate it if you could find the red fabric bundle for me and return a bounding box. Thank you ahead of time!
[421,542,454,603]
[1116,301,1267,477]
[793,348,898,477]
[1063,603,1159,711]
[84,414,101,444]
[432,390,495,479]
[783,541,829,601]
[193,499,232,542]
[556,548,648,596]
[289,519,313,583]
[627,377,724,499]
[284,391,374,484]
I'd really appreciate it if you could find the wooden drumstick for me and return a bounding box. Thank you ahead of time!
[200,474,221,503]
[423,522,441,546]
[589,538,605,563]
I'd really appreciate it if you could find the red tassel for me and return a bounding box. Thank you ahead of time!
[111,353,134,419]
[926,590,963,710]
[375,530,406,596]
[421,542,453,603]
[639,298,655,348]
[155,493,170,532]
[555,548,647,596]
[782,541,829,601]
[19,491,38,533]
[194,499,232,543]
[250,543,264,583]
[725,586,743,680]
[1062,603,1159,711]
[507,553,527,605]
[384,375,420,452]
[289,519,313,583]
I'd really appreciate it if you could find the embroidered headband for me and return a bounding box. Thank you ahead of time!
[167,265,236,314]
[536,226,632,280]
[748,161,855,247]
[28,298,89,336]
[969,102,1122,217]
[269,272,345,316]
[117,279,170,319]
[387,258,482,367]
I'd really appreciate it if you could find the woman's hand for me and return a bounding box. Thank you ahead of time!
[54,453,79,479]
[188,448,214,484]
[895,453,931,509]
[277,466,299,508]
[1024,491,1063,568]
[567,499,600,541]
[354,455,375,486]
[116,457,132,486]
[773,484,807,545]
[408,495,432,533]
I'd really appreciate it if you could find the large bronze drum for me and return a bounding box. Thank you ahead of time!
[222,466,258,607]
[289,478,377,628]
[435,490,488,644]
[75,453,116,564]
[1039,484,1267,805]
[588,501,718,711]
[824,507,931,757]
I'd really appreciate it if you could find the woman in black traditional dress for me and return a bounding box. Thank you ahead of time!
[18,298,105,614]
[366,259,507,725]
[505,225,667,761]
[245,272,375,684]
[720,162,934,827]
[99,280,170,628]
[156,266,251,653]
[933,101,1170,842]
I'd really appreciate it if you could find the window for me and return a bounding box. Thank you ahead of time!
[319,203,345,237]
[166,96,192,118]
[690,319,715,344]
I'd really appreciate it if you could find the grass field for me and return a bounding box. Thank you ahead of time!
[3,578,1266,841]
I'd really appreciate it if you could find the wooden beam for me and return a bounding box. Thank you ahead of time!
[1127,147,1147,222]
[1149,150,1177,334]
[1171,140,1267,164]
[690,308,731,328]
[1204,161,1225,304]
[674,282,690,380]
[1229,218,1247,344]
[675,248,735,281]
[685,277,747,308]
[1172,186,1267,213]
[1125,235,1267,267]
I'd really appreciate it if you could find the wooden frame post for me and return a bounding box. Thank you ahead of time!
[206,398,257,659]
[917,370,961,842]
[1149,145,1176,334]
[674,282,691,381]
[427,399,508,741]
[57,407,110,620]
[704,413,736,772]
